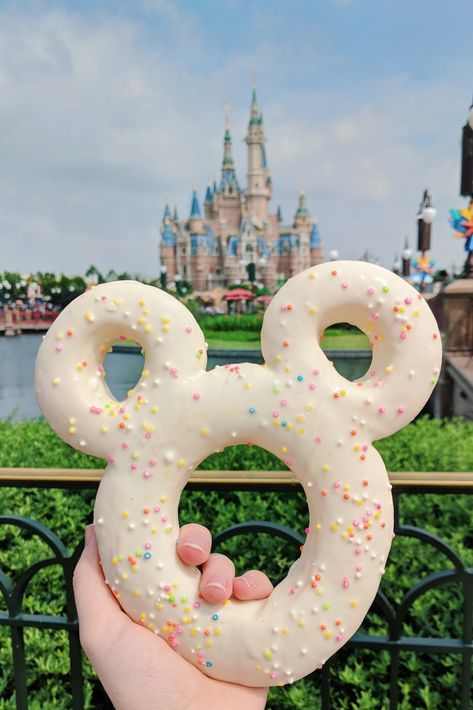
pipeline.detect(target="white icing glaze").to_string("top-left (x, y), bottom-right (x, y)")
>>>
top-left (35, 261), bottom-right (442, 687)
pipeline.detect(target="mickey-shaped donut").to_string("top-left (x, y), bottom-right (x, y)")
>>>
top-left (35, 261), bottom-right (442, 687)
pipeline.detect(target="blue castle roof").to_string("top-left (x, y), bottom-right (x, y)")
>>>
top-left (190, 188), bottom-right (202, 218)
top-left (204, 184), bottom-right (213, 203)
top-left (276, 234), bottom-right (300, 254)
top-left (220, 169), bottom-right (240, 193)
top-left (310, 223), bottom-right (321, 248)
top-left (261, 144), bottom-right (268, 169)
top-left (163, 202), bottom-right (172, 221)
top-left (226, 234), bottom-right (240, 256)
top-left (162, 221), bottom-right (175, 246)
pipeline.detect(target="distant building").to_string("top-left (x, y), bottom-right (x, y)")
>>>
top-left (159, 89), bottom-right (324, 291)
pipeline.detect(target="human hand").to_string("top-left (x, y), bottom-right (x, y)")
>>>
top-left (73, 525), bottom-right (273, 710)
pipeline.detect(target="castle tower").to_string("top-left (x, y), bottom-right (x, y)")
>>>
top-left (293, 190), bottom-right (311, 232)
top-left (221, 127), bottom-right (240, 195)
top-left (213, 109), bottom-right (241, 231)
top-left (160, 200), bottom-right (176, 281)
top-left (204, 183), bottom-right (213, 219)
top-left (310, 222), bottom-right (324, 266)
top-left (188, 187), bottom-right (205, 234)
top-left (244, 87), bottom-right (271, 222)
top-left (291, 189), bottom-right (312, 273)
top-left (188, 188), bottom-right (208, 291)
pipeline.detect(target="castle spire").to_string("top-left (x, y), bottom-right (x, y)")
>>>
top-left (190, 186), bottom-right (202, 218)
top-left (204, 182), bottom-right (213, 204)
top-left (245, 83), bottom-right (271, 219)
top-left (249, 81), bottom-right (260, 126)
top-left (188, 186), bottom-right (205, 235)
top-left (295, 189), bottom-right (309, 218)
top-left (161, 199), bottom-right (175, 245)
top-left (293, 188), bottom-right (311, 227)
top-left (220, 104), bottom-right (240, 196)
top-left (223, 124), bottom-right (235, 169)
top-left (163, 198), bottom-right (172, 222)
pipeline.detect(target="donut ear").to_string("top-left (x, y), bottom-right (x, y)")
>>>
top-left (35, 281), bottom-right (207, 461)
top-left (261, 262), bottom-right (442, 441)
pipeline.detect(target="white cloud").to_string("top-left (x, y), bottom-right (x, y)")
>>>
top-left (0, 4), bottom-right (468, 278)
top-left (265, 80), bottom-right (465, 266)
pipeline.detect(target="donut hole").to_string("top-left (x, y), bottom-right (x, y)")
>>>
top-left (180, 444), bottom-right (309, 584)
top-left (102, 339), bottom-right (145, 400)
top-left (213, 526), bottom-right (305, 585)
top-left (321, 323), bottom-right (371, 381)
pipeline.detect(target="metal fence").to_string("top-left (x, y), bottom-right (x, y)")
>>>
top-left (0, 468), bottom-right (472, 710)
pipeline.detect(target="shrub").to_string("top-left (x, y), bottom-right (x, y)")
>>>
top-left (0, 416), bottom-right (471, 708)
top-left (195, 313), bottom-right (263, 332)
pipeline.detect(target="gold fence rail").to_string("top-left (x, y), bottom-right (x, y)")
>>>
top-left (0, 467), bottom-right (472, 488)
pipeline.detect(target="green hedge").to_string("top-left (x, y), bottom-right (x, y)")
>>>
top-left (194, 313), bottom-right (362, 336)
top-left (196, 313), bottom-right (264, 332)
top-left (0, 417), bottom-right (472, 709)
top-left (1, 416), bottom-right (472, 473)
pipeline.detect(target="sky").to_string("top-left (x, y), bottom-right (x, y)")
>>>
top-left (0, 0), bottom-right (472, 278)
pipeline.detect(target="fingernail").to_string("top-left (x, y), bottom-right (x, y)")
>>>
top-left (203, 577), bottom-right (227, 593)
top-left (238, 574), bottom-right (256, 588)
top-left (85, 525), bottom-right (93, 546)
top-left (182, 541), bottom-right (205, 553)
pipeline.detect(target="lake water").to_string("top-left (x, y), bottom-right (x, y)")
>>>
top-left (0, 334), bottom-right (371, 420)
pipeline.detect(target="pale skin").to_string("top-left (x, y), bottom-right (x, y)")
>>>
top-left (73, 524), bottom-right (273, 710)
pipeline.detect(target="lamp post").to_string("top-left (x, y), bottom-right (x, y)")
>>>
top-left (175, 273), bottom-right (182, 296)
top-left (402, 239), bottom-right (412, 277)
top-left (160, 265), bottom-right (167, 290)
top-left (416, 190), bottom-right (436, 292)
top-left (459, 99), bottom-right (473, 277)
top-left (460, 99), bottom-right (473, 198)
top-left (393, 256), bottom-right (401, 275)
top-left (417, 189), bottom-right (436, 252)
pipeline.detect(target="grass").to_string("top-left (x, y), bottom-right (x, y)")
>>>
top-left (115, 326), bottom-right (371, 352)
top-left (206, 329), bottom-right (370, 351)
top-left (320, 331), bottom-right (370, 350)
top-left (206, 336), bottom-right (260, 349)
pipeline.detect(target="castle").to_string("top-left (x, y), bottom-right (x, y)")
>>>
top-left (159, 89), bottom-right (324, 291)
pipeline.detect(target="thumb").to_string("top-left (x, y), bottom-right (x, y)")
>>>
top-left (73, 525), bottom-right (128, 656)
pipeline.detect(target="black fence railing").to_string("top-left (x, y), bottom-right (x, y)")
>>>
top-left (0, 469), bottom-right (472, 710)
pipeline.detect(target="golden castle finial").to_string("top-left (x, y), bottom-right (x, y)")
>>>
top-left (224, 100), bottom-right (230, 129)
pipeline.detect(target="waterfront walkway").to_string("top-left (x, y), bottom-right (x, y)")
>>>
top-left (0, 310), bottom-right (57, 335)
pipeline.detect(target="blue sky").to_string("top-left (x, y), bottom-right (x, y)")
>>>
top-left (0, 0), bottom-right (472, 276)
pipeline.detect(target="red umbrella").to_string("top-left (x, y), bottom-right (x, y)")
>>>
top-left (254, 294), bottom-right (271, 303)
top-left (223, 288), bottom-right (254, 300)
